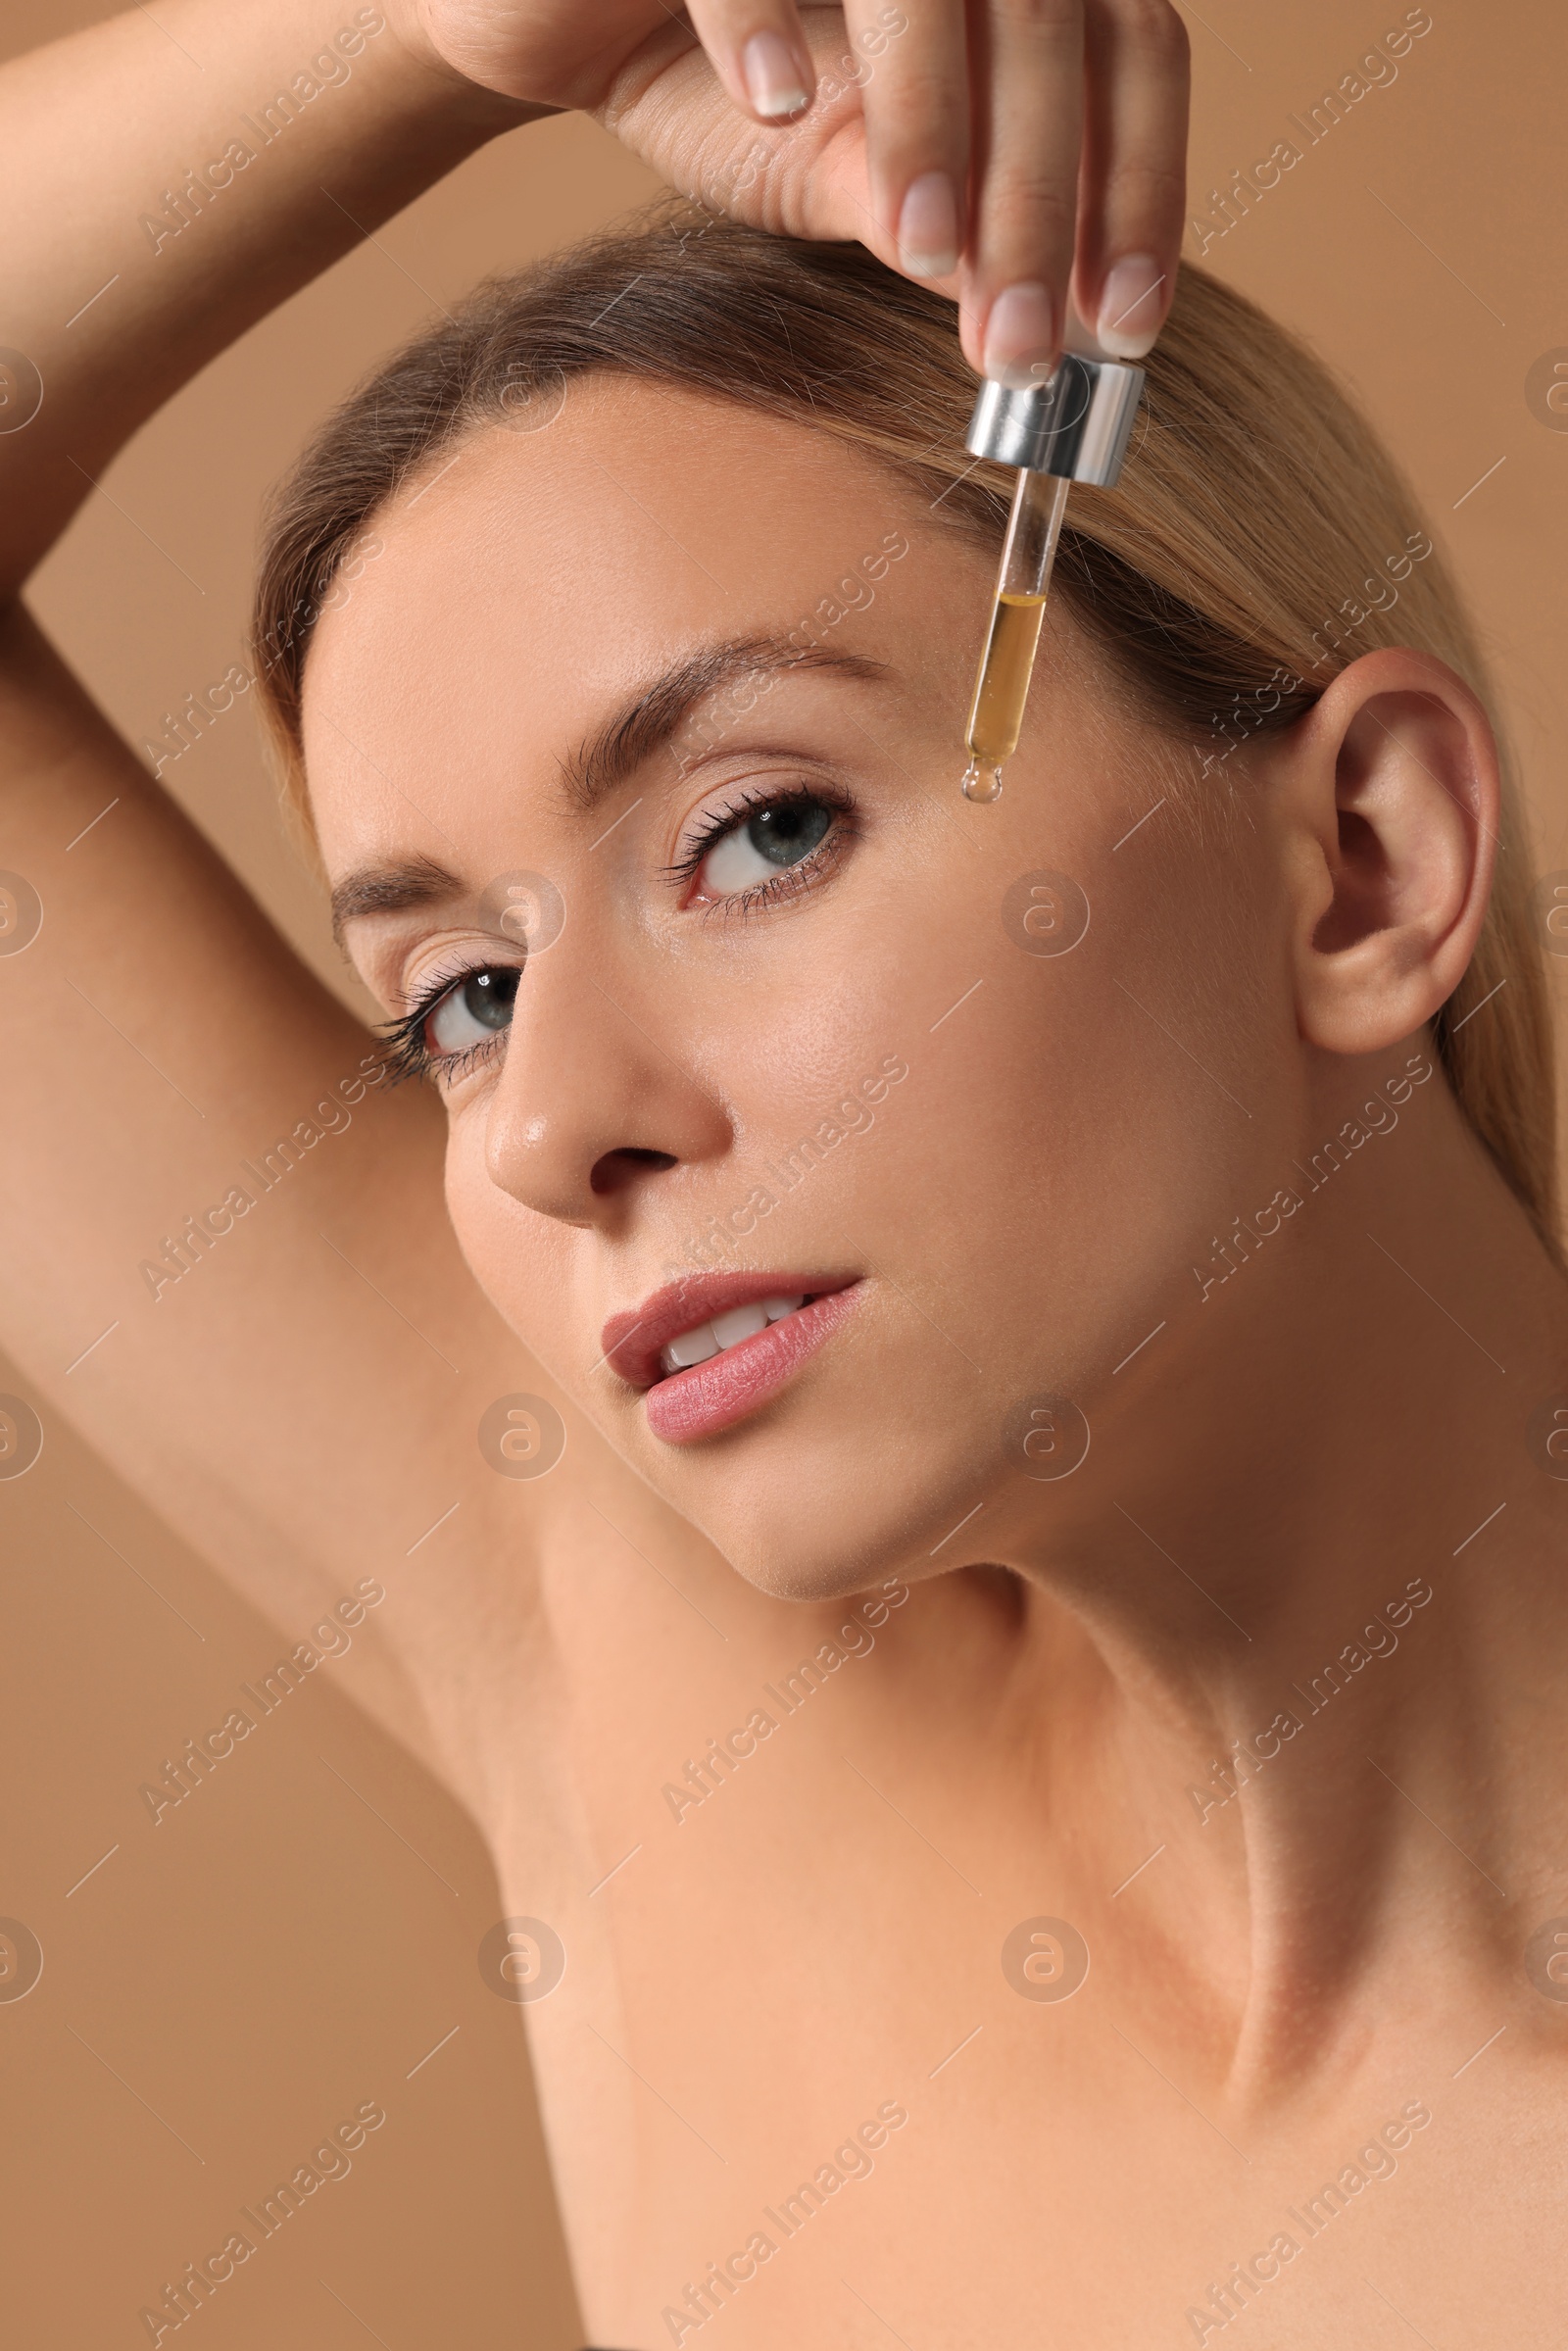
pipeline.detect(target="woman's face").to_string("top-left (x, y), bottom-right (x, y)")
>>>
top-left (307, 378), bottom-right (1299, 1596)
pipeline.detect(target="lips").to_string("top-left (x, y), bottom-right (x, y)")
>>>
top-left (600, 1271), bottom-right (861, 1445)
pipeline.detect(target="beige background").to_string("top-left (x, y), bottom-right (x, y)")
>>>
top-left (4, 2), bottom-right (1565, 2343)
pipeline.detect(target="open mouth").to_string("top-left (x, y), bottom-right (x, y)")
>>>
top-left (600, 1274), bottom-right (861, 1445)
top-left (659, 1292), bottom-right (808, 1374)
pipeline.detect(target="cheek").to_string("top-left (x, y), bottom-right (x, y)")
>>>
top-left (439, 1114), bottom-right (575, 1364)
top-left (823, 855), bottom-right (1283, 1384)
top-left (882, 954), bottom-right (1203, 1324)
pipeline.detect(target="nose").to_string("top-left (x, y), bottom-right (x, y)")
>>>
top-left (482, 934), bottom-right (731, 1230)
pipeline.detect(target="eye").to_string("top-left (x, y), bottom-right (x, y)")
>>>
top-left (693, 794), bottom-right (835, 902)
top-left (426, 967), bottom-right (519, 1055)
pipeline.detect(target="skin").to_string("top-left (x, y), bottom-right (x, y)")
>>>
top-left (415, 0), bottom-right (1192, 374)
top-left (3, 4), bottom-right (1566, 2346)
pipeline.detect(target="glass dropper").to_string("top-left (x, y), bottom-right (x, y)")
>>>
top-left (961, 469), bottom-right (1071, 803)
top-left (958, 353), bottom-right (1148, 804)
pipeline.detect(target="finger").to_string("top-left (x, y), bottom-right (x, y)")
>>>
top-left (1072, 0), bottom-right (1189, 357)
top-left (962, 0), bottom-right (1086, 385)
top-left (841, 0), bottom-right (970, 279)
top-left (682, 0), bottom-right (819, 123)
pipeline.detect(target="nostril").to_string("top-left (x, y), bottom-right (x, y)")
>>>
top-left (590, 1146), bottom-right (678, 1197)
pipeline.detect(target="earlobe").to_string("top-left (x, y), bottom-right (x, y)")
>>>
top-left (1280, 649), bottom-right (1498, 1059)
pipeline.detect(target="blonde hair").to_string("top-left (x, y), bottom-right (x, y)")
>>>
top-left (252, 203), bottom-right (1558, 1249)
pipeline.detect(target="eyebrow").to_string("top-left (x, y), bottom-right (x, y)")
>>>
top-left (329, 849), bottom-right (464, 948)
top-left (561, 631), bottom-right (890, 815)
top-left (328, 632), bottom-right (891, 945)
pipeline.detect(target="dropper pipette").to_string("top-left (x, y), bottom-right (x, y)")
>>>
top-left (959, 353), bottom-right (1148, 803)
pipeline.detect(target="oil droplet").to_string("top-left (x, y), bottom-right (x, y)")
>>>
top-left (961, 759), bottom-right (1004, 804)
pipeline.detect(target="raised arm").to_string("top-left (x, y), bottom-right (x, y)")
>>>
top-left (5, 0), bottom-right (1191, 592)
top-left (0, 4), bottom-right (557, 1775)
top-left (0, 0), bottom-right (532, 598)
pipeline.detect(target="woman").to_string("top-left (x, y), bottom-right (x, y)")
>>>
top-left (5, 1), bottom-right (1566, 2344)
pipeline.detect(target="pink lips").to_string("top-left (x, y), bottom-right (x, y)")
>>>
top-left (600, 1272), bottom-right (861, 1445)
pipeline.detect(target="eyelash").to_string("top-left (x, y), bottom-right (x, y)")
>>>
top-left (375, 956), bottom-right (511, 1092)
top-left (664, 779), bottom-right (857, 918)
top-left (378, 782), bottom-right (856, 1089)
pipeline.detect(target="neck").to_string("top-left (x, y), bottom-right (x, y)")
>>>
top-left (979, 1071), bottom-right (1568, 2093)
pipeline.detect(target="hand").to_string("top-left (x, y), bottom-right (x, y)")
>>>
top-left (406, 0), bottom-right (1189, 382)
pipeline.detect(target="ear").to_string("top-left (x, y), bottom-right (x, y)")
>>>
top-left (1273, 648), bottom-right (1499, 1057)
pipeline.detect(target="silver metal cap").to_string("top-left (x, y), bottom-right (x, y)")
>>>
top-left (964, 355), bottom-right (1146, 486)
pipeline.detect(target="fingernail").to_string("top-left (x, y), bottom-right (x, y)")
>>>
top-left (741, 31), bottom-right (810, 119)
top-left (1097, 255), bottom-right (1166, 359)
top-left (982, 282), bottom-right (1058, 389)
top-left (897, 171), bottom-right (958, 277)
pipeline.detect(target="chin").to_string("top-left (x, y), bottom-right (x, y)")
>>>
top-left (620, 1357), bottom-right (998, 1603)
top-left (670, 1473), bottom-right (934, 1605)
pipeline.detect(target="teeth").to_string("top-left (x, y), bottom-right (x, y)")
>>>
top-left (710, 1301), bottom-right (770, 1350)
top-left (662, 1324), bottom-right (720, 1370)
top-left (659, 1296), bottom-right (808, 1378)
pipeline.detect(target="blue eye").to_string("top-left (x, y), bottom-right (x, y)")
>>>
top-left (697, 798), bottom-right (834, 898)
top-left (426, 968), bottom-right (518, 1055)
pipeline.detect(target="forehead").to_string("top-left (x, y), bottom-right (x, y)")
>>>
top-left (301, 378), bottom-right (978, 873)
